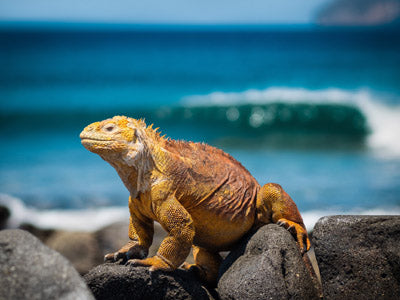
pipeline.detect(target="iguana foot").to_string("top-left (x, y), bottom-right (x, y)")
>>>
top-left (181, 246), bottom-right (221, 287)
top-left (104, 241), bottom-right (148, 263)
top-left (277, 218), bottom-right (310, 254)
top-left (181, 263), bottom-right (213, 285)
top-left (126, 255), bottom-right (174, 271)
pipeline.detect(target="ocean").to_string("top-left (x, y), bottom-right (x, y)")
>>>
top-left (0, 24), bottom-right (399, 231)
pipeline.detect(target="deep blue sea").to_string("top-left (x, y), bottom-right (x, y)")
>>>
top-left (0, 24), bottom-right (399, 230)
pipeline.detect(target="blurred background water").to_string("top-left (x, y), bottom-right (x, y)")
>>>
top-left (0, 0), bottom-right (400, 230)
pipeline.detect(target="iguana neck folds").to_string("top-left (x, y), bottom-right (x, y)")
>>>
top-left (108, 139), bottom-right (175, 198)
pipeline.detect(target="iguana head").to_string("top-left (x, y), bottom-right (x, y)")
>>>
top-left (80, 115), bottom-right (148, 166)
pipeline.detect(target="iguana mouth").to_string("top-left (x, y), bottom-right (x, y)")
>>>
top-left (81, 137), bottom-right (111, 142)
top-left (80, 132), bottom-right (113, 142)
top-left (80, 137), bottom-right (114, 148)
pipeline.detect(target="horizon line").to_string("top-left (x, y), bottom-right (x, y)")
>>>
top-left (0, 20), bottom-right (398, 31)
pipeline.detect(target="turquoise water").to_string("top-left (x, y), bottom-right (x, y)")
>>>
top-left (0, 25), bottom-right (399, 228)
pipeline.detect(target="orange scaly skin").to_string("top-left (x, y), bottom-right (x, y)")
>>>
top-left (80, 116), bottom-right (310, 285)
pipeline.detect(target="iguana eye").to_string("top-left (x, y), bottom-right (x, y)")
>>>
top-left (103, 124), bottom-right (116, 133)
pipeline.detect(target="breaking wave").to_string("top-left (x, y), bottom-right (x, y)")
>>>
top-left (181, 87), bottom-right (400, 156)
top-left (1, 87), bottom-right (399, 155)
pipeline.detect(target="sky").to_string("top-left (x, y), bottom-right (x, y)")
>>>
top-left (0, 0), bottom-right (331, 24)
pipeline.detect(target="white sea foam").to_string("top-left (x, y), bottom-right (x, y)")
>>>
top-left (183, 87), bottom-right (400, 157)
top-left (1, 194), bottom-right (399, 233)
top-left (184, 87), bottom-right (364, 106)
top-left (302, 207), bottom-right (400, 231)
top-left (0, 194), bottom-right (128, 232)
top-left (360, 98), bottom-right (400, 159)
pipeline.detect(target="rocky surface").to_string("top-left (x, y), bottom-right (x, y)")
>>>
top-left (313, 215), bottom-right (400, 299)
top-left (84, 263), bottom-right (212, 300)
top-left (0, 229), bottom-right (94, 300)
top-left (19, 224), bottom-right (103, 275)
top-left (94, 221), bottom-right (130, 257)
top-left (16, 220), bottom-right (169, 275)
top-left (46, 230), bottom-right (104, 275)
top-left (218, 224), bottom-right (321, 300)
top-left (19, 223), bottom-right (55, 242)
top-left (94, 221), bottom-right (168, 259)
top-left (7, 214), bottom-right (400, 299)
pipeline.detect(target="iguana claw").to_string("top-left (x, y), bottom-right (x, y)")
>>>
top-left (126, 256), bottom-right (173, 272)
top-left (104, 241), bottom-right (148, 263)
top-left (277, 218), bottom-right (311, 254)
top-left (104, 251), bottom-right (127, 263)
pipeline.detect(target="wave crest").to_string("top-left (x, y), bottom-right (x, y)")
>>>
top-left (181, 87), bottom-right (400, 157)
top-left (183, 87), bottom-right (370, 106)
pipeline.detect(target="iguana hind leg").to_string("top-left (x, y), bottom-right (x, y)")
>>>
top-left (182, 246), bottom-right (222, 287)
top-left (256, 183), bottom-right (310, 253)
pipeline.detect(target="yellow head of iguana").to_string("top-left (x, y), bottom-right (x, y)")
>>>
top-left (80, 115), bottom-right (150, 166)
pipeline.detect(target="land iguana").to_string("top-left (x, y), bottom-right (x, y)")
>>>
top-left (80, 116), bottom-right (310, 285)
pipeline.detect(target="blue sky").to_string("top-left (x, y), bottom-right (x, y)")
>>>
top-left (0, 0), bottom-right (330, 24)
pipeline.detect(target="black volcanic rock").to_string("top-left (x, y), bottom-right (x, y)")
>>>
top-left (84, 263), bottom-right (212, 300)
top-left (218, 224), bottom-right (321, 300)
top-left (0, 205), bottom-right (10, 229)
top-left (313, 215), bottom-right (400, 299)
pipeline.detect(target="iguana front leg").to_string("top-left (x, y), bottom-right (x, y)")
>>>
top-left (105, 196), bottom-right (154, 263)
top-left (256, 183), bottom-right (310, 253)
top-left (127, 196), bottom-right (195, 271)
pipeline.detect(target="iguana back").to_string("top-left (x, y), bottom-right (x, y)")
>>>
top-left (163, 139), bottom-right (260, 222)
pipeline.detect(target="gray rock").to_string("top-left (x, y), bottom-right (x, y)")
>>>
top-left (218, 224), bottom-right (321, 300)
top-left (16, 220), bottom-right (168, 276)
top-left (19, 223), bottom-right (55, 243)
top-left (46, 230), bottom-right (104, 275)
top-left (94, 221), bottom-right (130, 257)
top-left (0, 229), bottom-right (94, 300)
top-left (95, 221), bottom-right (167, 259)
top-left (84, 263), bottom-right (212, 300)
top-left (18, 223), bottom-right (103, 275)
top-left (313, 215), bottom-right (400, 300)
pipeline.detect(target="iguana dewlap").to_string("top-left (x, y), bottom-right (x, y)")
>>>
top-left (80, 116), bottom-right (310, 285)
